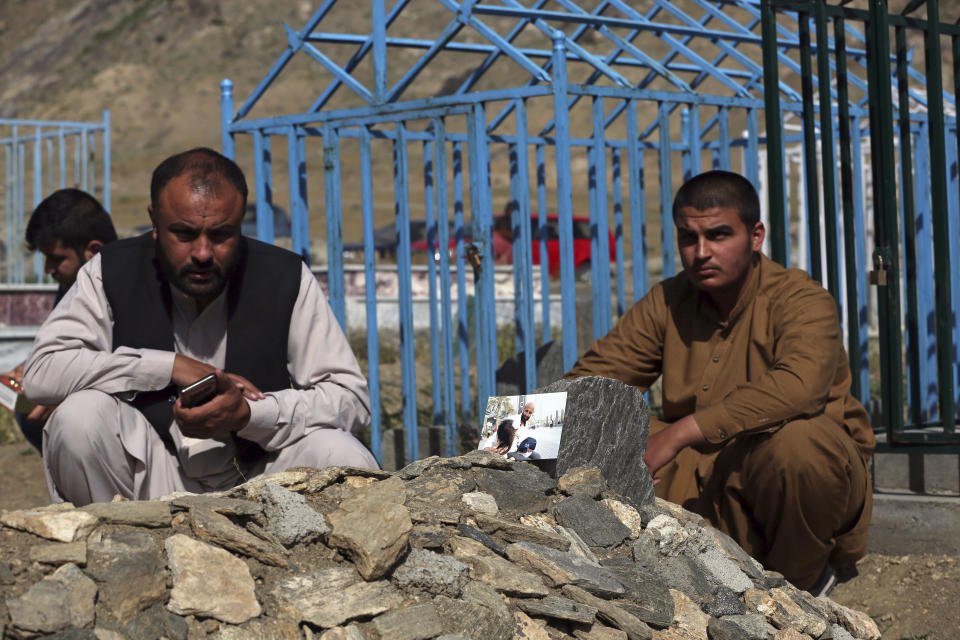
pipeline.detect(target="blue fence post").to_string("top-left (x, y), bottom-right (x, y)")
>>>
top-left (590, 95), bottom-right (612, 340)
top-left (914, 122), bottom-right (936, 421)
top-left (536, 144), bottom-right (550, 341)
top-left (33, 127), bottom-right (43, 281)
top-left (746, 107), bottom-right (760, 189)
top-left (393, 122), bottom-right (419, 464)
top-left (57, 127), bottom-right (66, 190)
top-left (467, 102), bottom-right (497, 422)
top-left (102, 110), bottom-right (111, 213)
top-left (718, 106), bottom-right (730, 171)
top-left (288, 127), bottom-right (310, 263)
top-left (851, 114), bottom-right (870, 405)
top-left (4, 143), bottom-right (11, 282)
top-left (611, 147), bottom-right (626, 316)
top-left (551, 32), bottom-right (579, 372)
top-left (626, 99), bottom-right (648, 303)
top-left (221, 79), bottom-right (235, 160)
top-left (253, 130), bottom-right (275, 243)
top-left (433, 117), bottom-right (458, 456)
top-left (359, 125), bottom-right (382, 464)
top-left (452, 142), bottom-right (471, 419)
top-left (423, 137), bottom-right (444, 424)
top-left (81, 126), bottom-right (88, 194)
top-left (511, 98), bottom-right (536, 392)
top-left (658, 102), bottom-right (675, 279)
top-left (322, 123), bottom-right (347, 330)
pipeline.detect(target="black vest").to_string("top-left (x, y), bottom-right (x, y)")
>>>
top-left (100, 233), bottom-right (302, 454)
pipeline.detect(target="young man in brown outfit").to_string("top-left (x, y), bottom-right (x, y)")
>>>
top-left (565, 170), bottom-right (875, 593)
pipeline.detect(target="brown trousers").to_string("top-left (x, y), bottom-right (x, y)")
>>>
top-left (652, 415), bottom-right (872, 590)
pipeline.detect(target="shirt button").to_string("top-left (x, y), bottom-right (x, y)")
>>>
top-left (718, 429), bottom-right (727, 438)
top-left (702, 385), bottom-right (709, 391)
top-left (712, 356), bottom-right (720, 363)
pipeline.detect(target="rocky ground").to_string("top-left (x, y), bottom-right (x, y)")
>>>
top-left (1, 450), bottom-right (882, 640)
top-left (0, 444), bottom-right (960, 640)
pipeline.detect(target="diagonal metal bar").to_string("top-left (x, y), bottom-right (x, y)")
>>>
top-left (309, 0), bottom-right (410, 112)
top-left (295, 27), bottom-right (375, 104)
top-left (475, 3), bottom-right (765, 44)
top-left (235, 0), bottom-right (337, 121)
top-left (386, 17), bottom-right (466, 102)
top-left (536, 0), bottom-right (695, 138)
top-left (490, 0), bottom-right (611, 134)
top-left (373, 0), bottom-right (387, 102)
top-left (652, 0), bottom-right (771, 91)
top-left (606, 0), bottom-right (751, 97)
top-left (455, 0), bottom-right (552, 97)
top-left (676, 0), bottom-right (813, 101)
top-left (497, 0), bottom-right (632, 88)
top-left (553, 0), bottom-right (692, 91)
top-left (435, 0), bottom-right (550, 83)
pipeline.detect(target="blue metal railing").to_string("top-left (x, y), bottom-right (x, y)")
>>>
top-left (219, 0), bottom-right (960, 461)
top-left (0, 111), bottom-right (111, 284)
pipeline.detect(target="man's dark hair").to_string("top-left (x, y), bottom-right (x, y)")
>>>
top-left (150, 147), bottom-right (248, 210)
top-left (672, 170), bottom-right (760, 227)
top-left (25, 189), bottom-right (117, 255)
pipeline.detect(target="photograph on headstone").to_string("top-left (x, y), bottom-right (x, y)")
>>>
top-left (478, 392), bottom-right (567, 460)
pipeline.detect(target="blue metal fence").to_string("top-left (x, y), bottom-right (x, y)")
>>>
top-left (0, 112), bottom-right (111, 283)
top-left (221, 0), bottom-right (959, 462)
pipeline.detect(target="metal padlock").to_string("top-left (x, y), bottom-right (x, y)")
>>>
top-left (869, 253), bottom-right (888, 286)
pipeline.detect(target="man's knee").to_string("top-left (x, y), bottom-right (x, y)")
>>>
top-left (44, 390), bottom-right (122, 457)
top-left (751, 418), bottom-right (853, 485)
top-left (271, 429), bottom-right (379, 471)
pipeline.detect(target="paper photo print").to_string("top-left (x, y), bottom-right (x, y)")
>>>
top-left (478, 392), bottom-right (567, 460)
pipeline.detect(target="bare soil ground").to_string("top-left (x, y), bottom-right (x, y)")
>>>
top-left (0, 442), bottom-right (957, 639)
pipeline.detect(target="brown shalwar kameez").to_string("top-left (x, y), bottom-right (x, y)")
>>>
top-left (566, 254), bottom-right (875, 590)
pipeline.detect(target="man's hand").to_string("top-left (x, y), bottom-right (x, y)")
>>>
top-left (172, 355), bottom-right (264, 402)
top-left (173, 369), bottom-right (252, 439)
top-left (25, 404), bottom-right (56, 424)
top-left (5, 363), bottom-right (24, 386)
top-left (643, 414), bottom-right (707, 478)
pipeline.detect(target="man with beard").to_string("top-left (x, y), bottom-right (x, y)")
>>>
top-left (24, 148), bottom-right (377, 505)
top-left (564, 170), bottom-right (874, 595)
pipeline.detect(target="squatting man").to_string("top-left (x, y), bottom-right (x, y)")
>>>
top-left (3, 189), bottom-right (117, 451)
top-left (24, 147), bottom-right (378, 506)
top-left (565, 170), bottom-right (875, 595)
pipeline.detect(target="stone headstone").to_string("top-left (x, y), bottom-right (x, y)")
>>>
top-left (538, 376), bottom-right (654, 507)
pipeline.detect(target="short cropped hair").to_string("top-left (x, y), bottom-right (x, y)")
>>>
top-left (150, 147), bottom-right (248, 210)
top-left (672, 170), bottom-right (760, 227)
top-left (25, 189), bottom-right (117, 255)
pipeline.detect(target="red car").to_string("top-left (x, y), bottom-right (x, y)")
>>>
top-left (397, 214), bottom-right (615, 279)
top-left (491, 214), bottom-right (616, 278)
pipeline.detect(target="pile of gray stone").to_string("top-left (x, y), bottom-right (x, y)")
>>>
top-left (0, 451), bottom-right (879, 640)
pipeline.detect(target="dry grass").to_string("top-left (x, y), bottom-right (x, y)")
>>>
top-left (0, 411), bottom-right (24, 445)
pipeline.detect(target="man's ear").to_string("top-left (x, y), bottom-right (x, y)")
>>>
top-left (82, 240), bottom-right (104, 262)
top-left (751, 221), bottom-right (765, 252)
top-left (147, 205), bottom-right (158, 239)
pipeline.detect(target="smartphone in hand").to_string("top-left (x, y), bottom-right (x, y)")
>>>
top-left (179, 373), bottom-right (218, 408)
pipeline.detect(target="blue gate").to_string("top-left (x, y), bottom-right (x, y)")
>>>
top-left (0, 112), bottom-right (111, 284)
top-left (221, 0), bottom-right (958, 463)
